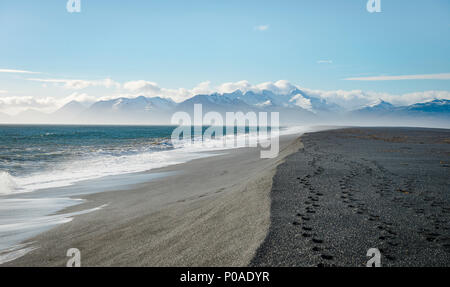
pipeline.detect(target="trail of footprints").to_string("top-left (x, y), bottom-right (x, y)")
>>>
top-left (293, 152), bottom-right (449, 266)
top-left (294, 158), bottom-right (335, 267)
top-left (340, 161), bottom-right (402, 263)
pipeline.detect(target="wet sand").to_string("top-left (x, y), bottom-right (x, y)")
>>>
top-left (251, 127), bottom-right (450, 267)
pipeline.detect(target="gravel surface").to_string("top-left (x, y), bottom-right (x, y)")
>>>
top-left (251, 127), bottom-right (450, 267)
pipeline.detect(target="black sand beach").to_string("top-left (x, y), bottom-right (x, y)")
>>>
top-left (251, 127), bottom-right (450, 267)
top-left (3, 127), bottom-right (449, 267)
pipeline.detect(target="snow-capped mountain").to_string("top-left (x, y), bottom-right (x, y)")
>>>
top-left (88, 96), bottom-right (175, 113)
top-left (350, 98), bottom-right (450, 127)
top-left (404, 99), bottom-right (450, 114)
top-left (177, 93), bottom-right (253, 113)
top-left (1, 91), bottom-right (448, 126)
top-left (289, 89), bottom-right (342, 113)
top-left (174, 90), bottom-right (320, 124)
top-left (220, 88), bottom-right (339, 113)
top-left (224, 90), bottom-right (282, 107)
top-left (354, 99), bottom-right (450, 116)
top-left (355, 100), bottom-right (396, 114)
top-left (80, 96), bottom-right (176, 124)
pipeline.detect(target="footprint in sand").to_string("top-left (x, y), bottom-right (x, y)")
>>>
top-left (320, 254), bottom-right (334, 260)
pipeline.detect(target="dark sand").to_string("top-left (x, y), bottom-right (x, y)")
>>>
top-left (4, 127), bottom-right (449, 267)
top-left (251, 127), bottom-right (450, 267)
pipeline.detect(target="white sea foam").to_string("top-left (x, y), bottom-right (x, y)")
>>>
top-left (0, 126), bottom-right (309, 195)
top-left (0, 172), bottom-right (17, 195)
top-left (0, 125), bottom-right (311, 265)
top-left (0, 204), bottom-right (107, 265)
top-left (0, 243), bottom-right (39, 265)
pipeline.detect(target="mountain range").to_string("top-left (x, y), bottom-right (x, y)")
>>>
top-left (355, 99), bottom-right (450, 115)
top-left (1, 90), bottom-right (449, 127)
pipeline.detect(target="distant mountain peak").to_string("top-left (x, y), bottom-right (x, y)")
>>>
top-left (406, 98), bottom-right (449, 113)
top-left (366, 99), bottom-right (393, 108)
top-left (427, 98), bottom-right (449, 105)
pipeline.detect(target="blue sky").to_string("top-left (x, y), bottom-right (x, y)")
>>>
top-left (0, 0), bottom-right (449, 114)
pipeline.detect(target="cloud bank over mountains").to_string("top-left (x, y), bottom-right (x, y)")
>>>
top-left (1, 79), bottom-right (450, 119)
top-left (0, 78), bottom-right (448, 128)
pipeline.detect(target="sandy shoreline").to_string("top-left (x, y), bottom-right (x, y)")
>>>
top-left (7, 127), bottom-right (446, 267)
top-left (4, 133), bottom-right (304, 266)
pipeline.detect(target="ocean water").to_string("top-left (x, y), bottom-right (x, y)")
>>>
top-left (0, 124), bottom-right (304, 264)
top-left (0, 125), bottom-right (178, 194)
top-left (0, 125), bottom-right (284, 195)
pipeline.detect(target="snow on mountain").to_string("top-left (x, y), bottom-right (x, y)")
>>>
top-left (354, 99), bottom-right (449, 116)
top-left (405, 99), bottom-right (450, 114)
top-left (356, 100), bottom-right (395, 113)
top-left (219, 88), bottom-right (339, 113)
top-left (2, 92), bottom-right (448, 125)
top-left (80, 96), bottom-right (176, 124)
top-left (177, 93), bottom-right (253, 112)
top-left (90, 96), bottom-right (175, 113)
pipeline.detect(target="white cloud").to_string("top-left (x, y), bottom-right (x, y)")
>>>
top-left (122, 79), bottom-right (298, 102)
top-left (344, 73), bottom-right (450, 81)
top-left (123, 80), bottom-right (159, 92)
top-left (0, 93), bottom-right (97, 115)
top-left (216, 80), bottom-right (298, 95)
top-left (217, 80), bottom-right (253, 94)
top-left (191, 81), bottom-right (213, 95)
top-left (299, 88), bottom-right (374, 109)
top-left (387, 90), bottom-right (450, 106)
top-left (0, 68), bottom-right (40, 74)
top-left (299, 88), bottom-right (450, 109)
top-left (0, 96), bottom-right (58, 114)
top-left (62, 92), bottom-right (97, 105)
top-left (289, 94), bottom-right (313, 112)
top-left (28, 78), bottom-right (120, 90)
top-left (0, 90), bottom-right (7, 94)
top-left (255, 25), bottom-right (269, 31)
top-left (123, 80), bottom-right (212, 102)
top-left (255, 80), bottom-right (298, 95)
